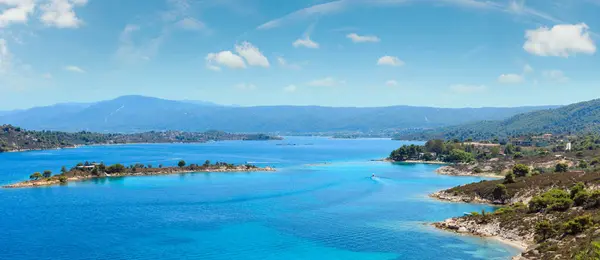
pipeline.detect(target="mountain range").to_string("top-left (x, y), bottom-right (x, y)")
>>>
top-left (397, 98), bottom-right (600, 140)
top-left (0, 95), bottom-right (557, 133)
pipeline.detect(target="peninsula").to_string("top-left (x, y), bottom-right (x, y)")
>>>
top-left (0, 124), bottom-right (282, 153)
top-left (386, 134), bottom-right (600, 259)
top-left (3, 160), bottom-right (275, 189)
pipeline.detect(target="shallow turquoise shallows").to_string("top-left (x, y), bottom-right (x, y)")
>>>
top-left (0, 137), bottom-right (520, 260)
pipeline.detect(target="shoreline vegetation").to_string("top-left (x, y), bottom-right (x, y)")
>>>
top-left (0, 124), bottom-right (282, 153)
top-left (3, 160), bottom-right (274, 189)
top-left (385, 134), bottom-right (600, 259)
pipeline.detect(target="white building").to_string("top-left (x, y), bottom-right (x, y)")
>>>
top-left (565, 142), bottom-right (572, 151)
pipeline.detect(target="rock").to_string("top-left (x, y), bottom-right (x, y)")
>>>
top-left (457, 227), bottom-right (468, 233)
top-left (576, 234), bottom-right (587, 239)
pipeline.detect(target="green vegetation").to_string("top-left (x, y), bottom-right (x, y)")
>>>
top-left (395, 99), bottom-right (600, 141)
top-left (389, 140), bottom-right (475, 163)
top-left (178, 160), bottom-right (186, 168)
top-left (528, 189), bottom-right (573, 212)
top-left (0, 125), bottom-right (281, 153)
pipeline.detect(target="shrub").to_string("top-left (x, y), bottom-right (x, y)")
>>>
top-left (535, 220), bottom-right (554, 241)
top-left (513, 152), bottom-right (524, 159)
top-left (574, 191), bottom-right (591, 207)
top-left (580, 160), bottom-right (589, 169)
top-left (43, 170), bottom-right (52, 178)
top-left (504, 172), bottom-right (516, 184)
top-left (555, 163), bottom-right (569, 173)
top-left (571, 182), bottom-right (586, 198)
top-left (529, 189), bottom-right (573, 212)
top-left (584, 190), bottom-right (600, 209)
top-left (106, 163), bottom-right (126, 174)
top-left (576, 151), bottom-right (584, 158)
top-left (58, 175), bottom-right (68, 184)
top-left (563, 215), bottom-right (593, 235)
top-left (512, 164), bottom-right (530, 177)
top-left (473, 167), bottom-right (483, 173)
top-left (493, 184), bottom-right (509, 202)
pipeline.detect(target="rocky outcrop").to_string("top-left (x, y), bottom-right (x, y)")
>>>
top-left (430, 190), bottom-right (495, 204)
top-left (434, 217), bottom-right (533, 258)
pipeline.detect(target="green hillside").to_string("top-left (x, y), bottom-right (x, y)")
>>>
top-left (397, 99), bottom-right (600, 141)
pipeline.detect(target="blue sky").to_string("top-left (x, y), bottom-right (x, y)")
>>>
top-left (0, 0), bottom-right (599, 110)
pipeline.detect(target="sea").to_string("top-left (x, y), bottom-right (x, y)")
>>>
top-left (0, 137), bottom-right (520, 259)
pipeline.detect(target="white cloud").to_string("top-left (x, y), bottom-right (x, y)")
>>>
top-left (523, 23), bottom-right (596, 57)
top-left (523, 64), bottom-right (534, 74)
top-left (497, 73), bottom-right (523, 84)
top-left (234, 83), bottom-right (256, 91)
top-left (0, 38), bottom-right (10, 74)
top-left (40, 0), bottom-right (88, 28)
top-left (385, 80), bottom-right (398, 87)
top-left (308, 77), bottom-right (342, 87)
top-left (377, 56), bottom-right (404, 66)
top-left (346, 33), bottom-right (380, 43)
top-left (176, 17), bottom-right (206, 31)
top-left (0, 0), bottom-right (36, 28)
top-left (450, 84), bottom-right (486, 94)
top-left (283, 84), bottom-right (297, 92)
top-left (235, 41), bottom-right (269, 68)
top-left (205, 51), bottom-right (246, 70)
top-left (64, 65), bottom-right (85, 73)
top-left (543, 70), bottom-right (569, 83)
top-left (293, 36), bottom-right (319, 49)
top-left (42, 72), bottom-right (52, 79)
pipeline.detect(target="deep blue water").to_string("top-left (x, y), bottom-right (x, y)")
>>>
top-left (0, 137), bottom-right (519, 259)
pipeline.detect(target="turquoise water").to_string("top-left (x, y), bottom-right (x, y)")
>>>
top-left (0, 137), bottom-right (519, 259)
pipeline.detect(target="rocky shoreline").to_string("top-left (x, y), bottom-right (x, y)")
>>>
top-left (429, 190), bottom-right (497, 204)
top-left (3, 166), bottom-right (275, 189)
top-left (433, 217), bottom-right (533, 254)
top-left (435, 165), bottom-right (503, 178)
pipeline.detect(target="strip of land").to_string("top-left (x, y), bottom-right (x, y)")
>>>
top-left (3, 161), bottom-right (274, 189)
top-left (0, 124), bottom-right (282, 153)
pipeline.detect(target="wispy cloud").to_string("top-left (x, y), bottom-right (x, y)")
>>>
top-left (543, 70), bottom-right (569, 83)
top-left (64, 65), bottom-right (85, 73)
top-left (377, 56), bottom-right (404, 66)
top-left (346, 33), bottom-right (380, 43)
top-left (385, 80), bottom-right (398, 87)
top-left (206, 42), bottom-right (270, 70)
top-left (308, 77), bottom-right (343, 87)
top-left (257, 0), bottom-right (560, 30)
top-left (283, 84), bottom-right (297, 92)
top-left (115, 24), bottom-right (165, 64)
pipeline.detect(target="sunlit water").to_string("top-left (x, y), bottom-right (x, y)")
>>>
top-left (0, 137), bottom-right (520, 259)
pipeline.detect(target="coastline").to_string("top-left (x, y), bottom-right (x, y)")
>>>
top-left (3, 166), bottom-right (275, 189)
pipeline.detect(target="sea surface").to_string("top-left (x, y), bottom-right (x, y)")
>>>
top-left (0, 137), bottom-right (520, 260)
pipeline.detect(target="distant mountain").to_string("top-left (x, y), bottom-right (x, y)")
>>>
top-left (397, 99), bottom-right (600, 141)
top-left (0, 95), bottom-right (557, 133)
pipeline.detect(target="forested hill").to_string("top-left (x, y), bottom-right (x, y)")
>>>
top-left (397, 99), bottom-right (600, 141)
top-left (0, 95), bottom-right (555, 133)
top-left (0, 125), bottom-right (280, 152)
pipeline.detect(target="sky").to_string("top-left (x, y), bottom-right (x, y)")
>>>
top-left (0, 0), bottom-right (599, 110)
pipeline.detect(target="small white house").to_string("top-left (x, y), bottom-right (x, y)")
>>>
top-left (565, 142), bottom-right (572, 151)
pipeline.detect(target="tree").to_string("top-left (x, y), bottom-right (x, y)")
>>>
top-left (203, 160), bottom-right (211, 167)
top-left (512, 164), bottom-right (530, 177)
top-left (30, 172), bottom-right (43, 180)
top-left (493, 184), bottom-right (509, 203)
top-left (444, 149), bottom-right (474, 163)
top-left (504, 144), bottom-right (515, 155)
top-left (535, 220), bottom-right (554, 241)
top-left (504, 172), bottom-right (516, 184)
top-left (61, 166), bottom-right (68, 174)
top-left (58, 175), bottom-right (68, 184)
top-left (555, 163), bottom-right (569, 173)
top-left (106, 163), bottom-right (126, 174)
top-left (424, 139), bottom-right (445, 154)
top-left (178, 160), bottom-right (186, 168)
top-left (43, 170), bottom-right (52, 178)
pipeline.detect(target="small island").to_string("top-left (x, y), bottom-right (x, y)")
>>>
top-left (3, 160), bottom-right (275, 189)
